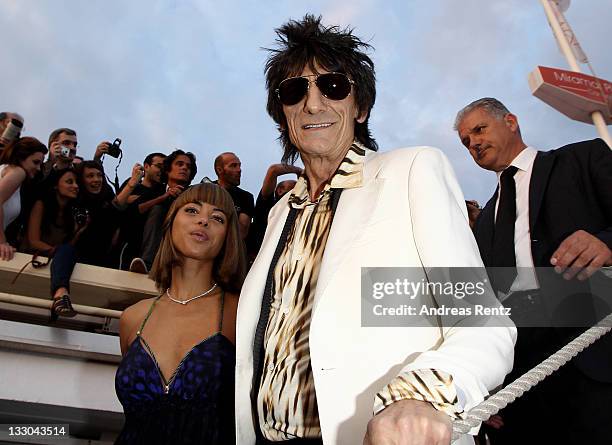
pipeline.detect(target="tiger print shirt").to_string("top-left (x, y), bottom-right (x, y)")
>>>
top-left (257, 143), bottom-right (463, 441)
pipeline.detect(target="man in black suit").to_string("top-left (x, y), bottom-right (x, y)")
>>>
top-left (455, 97), bottom-right (612, 444)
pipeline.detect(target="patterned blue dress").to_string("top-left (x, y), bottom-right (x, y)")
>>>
top-left (115, 292), bottom-right (235, 444)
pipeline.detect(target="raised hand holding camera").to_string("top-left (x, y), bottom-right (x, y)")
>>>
top-left (94, 141), bottom-right (110, 161)
top-left (70, 208), bottom-right (91, 244)
top-left (0, 118), bottom-right (23, 147)
top-left (127, 163), bottom-right (144, 188)
top-left (49, 140), bottom-right (74, 168)
top-left (94, 139), bottom-right (121, 160)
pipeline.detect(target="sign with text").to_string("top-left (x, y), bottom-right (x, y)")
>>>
top-left (528, 66), bottom-right (612, 124)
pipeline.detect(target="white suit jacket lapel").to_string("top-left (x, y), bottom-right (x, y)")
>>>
top-left (313, 153), bottom-right (384, 312)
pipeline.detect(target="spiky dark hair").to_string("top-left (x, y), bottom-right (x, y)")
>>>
top-left (264, 14), bottom-right (378, 163)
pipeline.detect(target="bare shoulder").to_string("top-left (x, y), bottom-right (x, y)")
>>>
top-left (121, 297), bottom-right (156, 325)
top-left (1, 164), bottom-right (26, 180)
top-left (119, 297), bottom-right (157, 354)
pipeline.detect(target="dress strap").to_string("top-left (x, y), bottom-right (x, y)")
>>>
top-left (218, 290), bottom-right (225, 332)
top-left (137, 294), bottom-right (162, 335)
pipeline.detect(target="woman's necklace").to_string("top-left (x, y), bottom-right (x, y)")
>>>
top-left (166, 283), bottom-right (217, 305)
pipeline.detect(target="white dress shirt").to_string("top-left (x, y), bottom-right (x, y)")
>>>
top-left (495, 146), bottom-right (539, 294)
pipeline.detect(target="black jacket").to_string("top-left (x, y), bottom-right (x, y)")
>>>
top-left (474, 138), bottom-right (612, 382)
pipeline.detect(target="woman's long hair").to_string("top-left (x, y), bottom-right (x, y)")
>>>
top-left (40, 169), bottom-right (78, 237)
top-left (0, 136), bottom-right (48, 166)
top-left (150, 183), bottom-right (247, 294)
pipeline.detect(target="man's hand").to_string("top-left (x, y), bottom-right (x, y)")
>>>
top-left (94, 141), bottom-right (111, 161)
top-left (465, 200), bottom-right (481, 229)
top-left (49, 140), bottom-right (73, 167)
top-left (364, 399), bottom-right (452, 445)
top-left (129, 163), bottom-right (144, 186)
top-left (165, 185), bottom-right (184, 199)
top-left (0, 242), bottom-right (16, 261)
top-left (550, 230), bottom-right (612, 280)
top-left (261, 164), bottom-right (304, 198)
top-left (50, 140), bottom-right (62, 159)
top-left (483, 414), bottom-right (504, 430)
top-left (270, 163), bottom-right (303, 177)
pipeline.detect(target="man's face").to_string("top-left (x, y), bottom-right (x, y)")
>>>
top-left (82, 167), bottom-right (104, 194)
top-left (219, 153), bottom-right (241, 186)
top-left (457, 108), bottom-right (519, 172)
top-left (168, 154), bottom-right (192, 184)
top-left (53, 132), bottom-right (78, 161)
top-left (282, 63), bottom-right (365, 161)
top-left (145, 155), bottom-right (165, 183)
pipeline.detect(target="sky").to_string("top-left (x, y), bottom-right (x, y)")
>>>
top-left (1, 0), bottom-right (610, 203)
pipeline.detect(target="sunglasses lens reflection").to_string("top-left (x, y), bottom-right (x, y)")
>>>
top-left (277, 73), bottom-right (352, 105)
top-left (317, 73), bottom-right (352, 100)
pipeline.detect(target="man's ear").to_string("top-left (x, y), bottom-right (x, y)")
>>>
top-left (504, 113), bottom-right (519, 133)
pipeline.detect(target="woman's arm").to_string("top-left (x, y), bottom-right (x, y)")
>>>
top-left (26, 200), bottom-right (55, 253)
top-left (0, 166), bottom-right (26, 244)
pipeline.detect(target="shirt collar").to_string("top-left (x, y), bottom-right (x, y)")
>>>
top-left (289, 141), bottom-right (372, 208)
top-left (496, 146), bottom-right (537, 179)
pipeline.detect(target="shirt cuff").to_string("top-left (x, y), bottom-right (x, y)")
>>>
top-left (373, 369), bottom-right (465, 420)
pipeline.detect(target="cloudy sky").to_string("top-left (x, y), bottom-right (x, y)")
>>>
top-left (2, 0), bottom-right (610, 203)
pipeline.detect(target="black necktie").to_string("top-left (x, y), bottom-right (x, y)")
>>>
top-left (490, 166), bottom-right (518, 293)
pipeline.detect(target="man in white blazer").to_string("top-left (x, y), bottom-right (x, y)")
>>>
top-left (235, 14), bottom-right (516, 445)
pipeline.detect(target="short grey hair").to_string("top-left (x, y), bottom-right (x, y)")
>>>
top-left (454, 97), bottom-right (511, 131)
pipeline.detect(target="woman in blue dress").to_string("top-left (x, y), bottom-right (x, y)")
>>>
top-left (115, 183), bottom-right (246, 444)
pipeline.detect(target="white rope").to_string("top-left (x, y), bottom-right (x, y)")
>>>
top-left (452, 313), bottom-right (612, 441)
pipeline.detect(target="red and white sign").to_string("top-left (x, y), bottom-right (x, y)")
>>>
top-left (528, 66), bottom-right (612, 124)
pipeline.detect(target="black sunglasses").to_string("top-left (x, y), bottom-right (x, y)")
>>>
top-left (276, 72), bottom-right (355, 106)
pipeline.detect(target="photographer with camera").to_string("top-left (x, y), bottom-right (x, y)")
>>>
top-left (92, 138), bottom-right (123, 193)
top-left (41, 128), bottom-right (78, 180)
top-left (114, 153), bottom-right (167, 269)
top-left (26, 169), bottom-right (88, 318)
top-left (0, 112), bottom-right (25, 153)
top-left (73, 161), bottom-right (119, 267)
top-left (93, 138), bottom-right (122, 163)
top-left (26, 161), bottom-right (120, 318)
top-left (114, 152), bottom-right (166, 210)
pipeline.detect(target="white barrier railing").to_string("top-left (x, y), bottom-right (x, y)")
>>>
top-left (0, 292), bottom-right (122, 319)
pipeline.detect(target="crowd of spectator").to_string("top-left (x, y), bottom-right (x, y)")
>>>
top-left (0, 113), bottom-right (300, 317)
